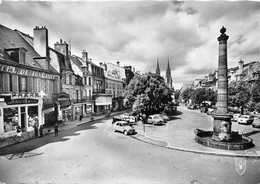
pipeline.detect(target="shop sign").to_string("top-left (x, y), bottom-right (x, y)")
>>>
top-left (0, 63), bottom-right (58, 79)
top-left (57, 93), bottom-right (71, 109)
top-left (107, 69), bottom-right (121, 80)
top-left (6, 98), bottom-right (39, 105)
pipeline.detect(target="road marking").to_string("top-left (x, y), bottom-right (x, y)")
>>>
top-left (104, 124), bottom-right (112, 133)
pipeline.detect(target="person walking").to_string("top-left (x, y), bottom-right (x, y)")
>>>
top-left (34, 124), bottom-right (38, 138)
top-left (39, 125), bottom-right (44, 137)
top-left (54, 123), bottom-right (59, 137)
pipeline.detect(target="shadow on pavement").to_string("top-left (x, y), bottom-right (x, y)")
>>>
top-left (243, 130), bottom-right (260, 137)
top-left (173, 110), bottom-right (183, 116)
top-left (0, 119), bottom-right (107, 157)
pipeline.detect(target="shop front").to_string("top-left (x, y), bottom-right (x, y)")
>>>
top-left (0, 97), bottom-right (43, 139)
top-left (56, 93), bottom-right (71, 122)
top-left (94, 95), bottom-right (112, 115)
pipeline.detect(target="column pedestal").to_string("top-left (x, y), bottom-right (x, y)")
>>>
top-left (212, 114), bottom-right (232, 141)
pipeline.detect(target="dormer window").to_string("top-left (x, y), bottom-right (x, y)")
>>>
top-left (4, 47), bottom-right (27, 64)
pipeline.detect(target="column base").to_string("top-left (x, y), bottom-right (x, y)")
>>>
top-left (212, 113), bottom-right (232, 142)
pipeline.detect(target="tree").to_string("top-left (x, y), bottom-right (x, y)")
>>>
top-left (181, 88), bottom-right (194, 104)
top-left (228, 81), bottom-right (250, 114)
top-left (251, 79), bottom-right (260, 103)
top-left (124, 72), bottom-right (173, 115)
top-left (191, 88), bottom-right (217, 105)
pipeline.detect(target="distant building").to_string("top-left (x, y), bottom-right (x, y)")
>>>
top-left (154, 58), bottom-right (174, 89)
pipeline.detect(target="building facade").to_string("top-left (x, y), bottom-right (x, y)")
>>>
top-left (0, 25), bottom-right (62, 139)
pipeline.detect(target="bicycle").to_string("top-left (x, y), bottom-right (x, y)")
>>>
top-left (8, 135), bottom-right (24, 145)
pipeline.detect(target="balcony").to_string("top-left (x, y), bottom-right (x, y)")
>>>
top-left (71, 99), bottom-right (85, 104)
top-left (93, 89), bottom-right (105, 94)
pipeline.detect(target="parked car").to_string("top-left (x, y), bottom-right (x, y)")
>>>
top-left (128, 115), bottom-right (137, 124)
top-left (207, 108), bottom-right (216, 115)
top-left (112, 121), bottom-right (135, 135)
top-left (237, 115), bottom-right (254, 125)
top-left (147, 115), bottom-right (164, 125)
top-left (187, 104), bottom-right (198, 110)
top-left (153, 114), bottom-right (169, 123)
top-left (112, 116), bottom-right (125, 124)
top-left (252, 117), bottom-right (260, 128)
top-left (232, 113), bottom-right (242, 122)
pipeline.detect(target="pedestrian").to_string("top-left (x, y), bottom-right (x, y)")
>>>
top-left (54, 123), bottom-right (59, 137)
top-left (39, 125), bottom-right (44, 137)
top-left (16, 125), bottom-right (22, 137)
top-left (34, 124), bottom-right (38, 138)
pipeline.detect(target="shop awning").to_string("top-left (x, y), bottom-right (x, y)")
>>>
top-left (95, 96), bottom-right (112, 105)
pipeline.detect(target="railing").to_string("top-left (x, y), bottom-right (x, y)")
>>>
top-left (93, 89), bottom-right (105, 94)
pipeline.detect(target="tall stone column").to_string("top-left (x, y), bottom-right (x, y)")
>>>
top-left (212, 26), bottom-right (232, 141)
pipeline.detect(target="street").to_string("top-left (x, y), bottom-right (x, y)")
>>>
top-left (0, 109), bottom-right (260, 184)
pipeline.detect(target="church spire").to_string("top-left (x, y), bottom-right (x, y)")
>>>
top-left (166, 58), bottom-right (171, 75)
top-left (165, 58), bottom-right (173, 88)
top-left (155, 58), bottom-right (160, 75)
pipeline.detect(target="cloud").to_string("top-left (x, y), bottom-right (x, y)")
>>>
top-left (1, 1), bottom-right (260, 89)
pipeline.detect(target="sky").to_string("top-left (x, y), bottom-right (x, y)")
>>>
top-left (1, 1), bottom-right (260, 89)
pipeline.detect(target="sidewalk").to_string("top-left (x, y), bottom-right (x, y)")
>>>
top-left (0, 110), bottom-right (128, 149)
top-left (131, 105), bottom-right (260, 159)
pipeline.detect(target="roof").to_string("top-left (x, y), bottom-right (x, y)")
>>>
top-left (69, 55), bottom-right (83, 77)
top-left (0, 24), bottom-right (43, 69)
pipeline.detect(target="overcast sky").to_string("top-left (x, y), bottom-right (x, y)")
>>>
top-left (1, 1), bottom-right (260, 89)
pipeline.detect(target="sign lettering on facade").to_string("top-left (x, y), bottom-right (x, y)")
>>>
top-left (6, 98), bottom-right (39, 105)
top-left (0, 64), bottom-right (58, 79)
top-left (57, 93), bottom-right (71, 108)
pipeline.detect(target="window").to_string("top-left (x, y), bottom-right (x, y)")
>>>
top-left (27, 77), bottom-right (33, 92)
top-left (2, 73), bottom-right (10, 92)
top-left (105, 82), bottom-right (108, 89)
top-left (69, 75), bottom-right (72, 84)
top-left (19, 77), bottom-right (27, 92)
top-left (89, 77), bottom-right (91, 85)
top-left (19, 52), bottom-right (25, 64)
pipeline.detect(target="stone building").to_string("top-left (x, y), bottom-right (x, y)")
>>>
top-left (0, 24), bottom-right (62, 139)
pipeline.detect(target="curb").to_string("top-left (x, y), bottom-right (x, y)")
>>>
top-left (132, 133), bottom-right (260, 159)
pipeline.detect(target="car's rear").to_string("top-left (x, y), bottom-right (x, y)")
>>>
top-left (252, 117), bottom-right (260, 128)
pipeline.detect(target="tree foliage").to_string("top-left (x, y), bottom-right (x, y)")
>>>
top-left (181, 88), bottom-right (194, 103)
top-left (191, 88), bottom-right (217, 105)
top-left (228, 81), bottom-right (250, 114)
top-left (124, 72), bottom-right (173, 115)
top-left (251, 79), bottom-right (260, 103)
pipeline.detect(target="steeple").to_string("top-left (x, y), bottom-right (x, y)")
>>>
top-left (165, 58), bottom-right (173, 88)
top-left (155, 58), bottom-right (160, 75)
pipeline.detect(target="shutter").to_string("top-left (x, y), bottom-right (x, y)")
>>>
top-left (12, 75), bottom-right (19, 93)
top-left (27, 77), bottom-right (33, 92)
top-left (0, 73), bottom-right (2, 92)
top-left (3, 73), bottom-right (10, 92)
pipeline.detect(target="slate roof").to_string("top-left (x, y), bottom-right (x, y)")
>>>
top-left (0, 24), bottom-right (42, 68)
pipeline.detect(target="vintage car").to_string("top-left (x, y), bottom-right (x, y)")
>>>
top-left (112, 121), bottom-right (136, 135)
top-left (237, 115), bottom-right (254, 125)
top-left (252, 117), bottom-right (260, 128)
top-left (146, 115), bottom-right (164, 125)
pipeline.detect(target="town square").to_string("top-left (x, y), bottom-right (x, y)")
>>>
top-left (0, 1), bottom-right (260, 184)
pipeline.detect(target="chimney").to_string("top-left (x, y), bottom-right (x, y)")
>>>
top-left (239, 59), bottom-right (244, 74)
top-left (117, 61), bottom-right (120, 66)
top-left (82, 50), bottom-right (88, 62)
top-left (33, 26), bottom-right (49, 58)
top-left (54, 39), bottom-right (69, 58)
top-left (133, 67), bottom-right (135, 73)
top-left (249, 62), bottom-right (253, 77)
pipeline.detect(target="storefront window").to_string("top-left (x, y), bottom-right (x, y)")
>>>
top-left (28, 106), bottom-right (38, 127)
top-left (3, 107), bottom-right (18, 133)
